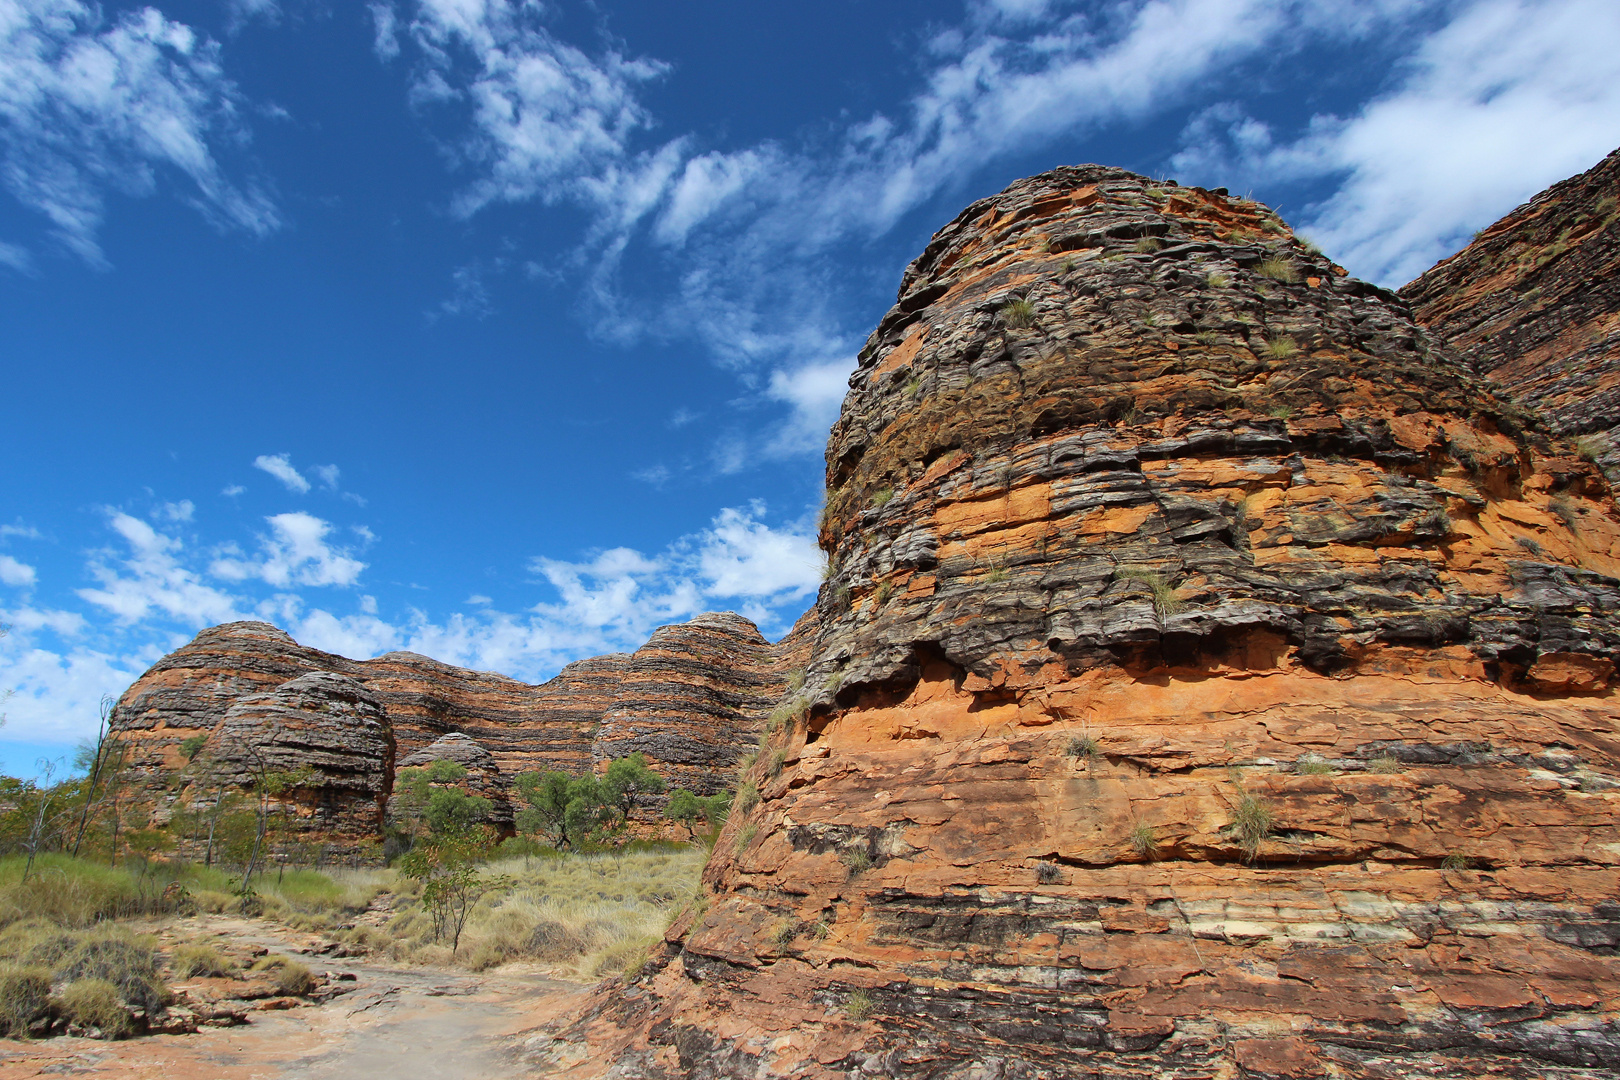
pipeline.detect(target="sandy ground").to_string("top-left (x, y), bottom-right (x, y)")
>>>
top-left (0, 916), bottom-right (591, 1080)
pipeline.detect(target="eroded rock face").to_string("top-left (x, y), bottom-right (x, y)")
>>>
top-left (205, 671), bottom-right (393, 845)
top-left (595, 613), bottom-right (793, 797)
top-left (554, 166), bottom-right (1620, 1077)
top-left (1403, 146), bottom-right (1620, 483)
top-left (110, 613), bottom-right (803, 856)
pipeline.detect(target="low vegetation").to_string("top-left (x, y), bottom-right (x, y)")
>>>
top-left (1001, 297), bottom-right (1037, 329)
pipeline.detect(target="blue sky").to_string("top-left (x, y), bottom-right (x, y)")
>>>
top-left (3, 0), bottom-right (1618, 773)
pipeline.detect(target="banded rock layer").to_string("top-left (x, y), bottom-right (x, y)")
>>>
top-left (1403, 146), bottom-right (1620, 483)
top-left (110, 614), bottom-right (808, 854)
top-left (550, 164), bottom-right (1620, 1078)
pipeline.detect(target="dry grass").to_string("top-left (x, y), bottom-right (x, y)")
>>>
top-left (170, 942), bottom-right (233, 978)
top-left (378, 847), bottom-right (706, 979)
top-left (57, 978), bottom-right (131, 1037)
top-left (0, 963), bottom-right (50, 1036)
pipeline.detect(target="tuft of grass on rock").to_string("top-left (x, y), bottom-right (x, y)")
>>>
top-left (1367, 756), bottom-right (1403, 774)
top-left (1001, 298), bottom-right (1037, 329)
top-left (1295, 757), bottom-right (1336, 775)
top-left (170, 943), bottom-right (233, 979)
top-left (57, 978), bottom-right (132, 1038)
top-left (1441, 852), bottom-right (1472, 871)
top-left (0, 963), bottom-right (50, 1036)
top-left (845, 988), bottom-right (875, 1020)
top-left (1066, 734), bottom-right (1100, 761)
top-left (1113, 566), bottom-right (1185, 617)
top-left (1264, 336), bottom-right (1300, 359)
top-left (840, 848), bottom-right (873, 876)
top-left (1258, 256), bottom-right (1301, 283)
top-left (1130, 823), bottom-right (1160, 860)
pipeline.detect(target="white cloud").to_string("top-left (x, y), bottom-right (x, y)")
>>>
top-left (0, 639), bottom-right (150, 742)
top-left (0, 523), bottom-right (42, 541)
top-left (0, 555), bottom-right (38, 588)
top-left (221, 484), bottom-right (245, 497)
top-left (155, 499), bottom-right (194, 522)
top-left (252, 452), bottom-right (310, 493)
top-left (0, 238), bottom-right (32, 272)
top-left (312, 464), bottom-right (340, 490)
top-left (390, 0), bottom-right (1467, 467)
top-left (0, 0), bottom-right (278, 265)
top-left (370, 2), bottom-right (400, 61)
top-left (697, 505), bottom-right (821, 600)
top-left (1169, 0), bottom-right (1620, 285)
top-left (465, 594), bottom-right (492, 605)
top-left (210, 512), bottom-right (366, 589)
top-left (765, 357), bottom-right (854, 457)
top-left (404, 0), bottom-right (671, 219)
top-left (77, 512), bottom-right (242, 626)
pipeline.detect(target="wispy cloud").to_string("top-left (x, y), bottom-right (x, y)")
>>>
top-left (0, 0), bottom-right (279, 266)
top-left (1169, 0), bottom-right (1620, 285)
top-left (252, 453), bottom-right (310, 493)
top-left (77, 511), bottom-right (243, 626)
top-left (386, 0), bottom-right (1483, 466)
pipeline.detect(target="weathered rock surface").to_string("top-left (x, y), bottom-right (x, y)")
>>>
top-left (111, 613), bottom-right (805, 856)
top-left (1403, 146), bottom-right (1620, 483)
top-left (548, 165), bottom-right (1620, 1077)
top-left (595, 613), bottom-right (795, 797)
top-left (398, 731), bottom-right (513, 827)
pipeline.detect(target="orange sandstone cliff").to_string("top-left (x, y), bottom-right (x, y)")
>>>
top-left (537, 164), bottom-right (1620, 1078)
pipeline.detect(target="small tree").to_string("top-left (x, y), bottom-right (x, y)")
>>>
top-left (602, 753), bottom-right (666, 829)
top-left (664, 789), bottom-right (703, 838)
top-left (392, 760), bottom-right (468, 851)
top-left (398, 824), bottom-right (496, 953)
top-left (513, 770), bottom-right (572, 846)
top-left (21, 759), bottom-right (60, 884)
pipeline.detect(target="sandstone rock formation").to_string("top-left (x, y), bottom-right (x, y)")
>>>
top-left (1403, 146), bottom-right (1620, 484)
top-left (111, 613), bottom-right (806, 857)
top-left (397, 731), bottom-right (513, 828)
top-left (545, 164), bottom-right (1620, 1077)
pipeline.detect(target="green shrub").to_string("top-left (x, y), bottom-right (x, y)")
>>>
top-left (870, 486), bottom-right (894, 508)
top-left (170, 943), bottom-right (233, 978)
top-left (845, 988), bottom-right (875, 1020)
top-left (766, 749), bottom-right (787, 779)
top-left (734, 825), bottom-right (759, 853)
top-left (0, 963), bottom-right (50, 1036)
top-left (840, 848), bottom-right (872, 876)
top-left (1206, 273), bottom-right (1231, 288)
top-left (57, 978), bottom-right (132, 1038)
top-left (734, 782), bottom-right (760, 816)
top-left (1134, 236), bottom-right (1163, 253)
top-left (1195, 329), bottom-right (1221, 345)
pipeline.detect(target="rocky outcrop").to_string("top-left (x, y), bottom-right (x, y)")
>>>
top-left (203, 671), bottom-right (394, 846)
top-left (1403, 146), bottom-right (1620, 483)
top-left (547, 165), bottom-right (1620, 1077)
top-left (595, 613), bottom-right (796, 797)
top-left (110, 613), bottom-right (805, 857)
top-left (397, 731), bottom-right (513, 827)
